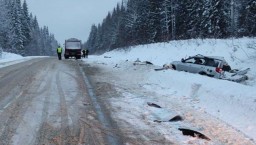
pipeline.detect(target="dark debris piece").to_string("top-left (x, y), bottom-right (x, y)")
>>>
top-left (147, 102), bottom-right (161, 108)
top-left (178, 128), bottom-right (211, 141)
top-left (145, 61), bottom-right (153, 65)
top-left (169, 115), bottom-right (183, 122)
top-left (154, 115), bottom-right (183, 123)
top-left (153, 120), bottom-right (162, 123)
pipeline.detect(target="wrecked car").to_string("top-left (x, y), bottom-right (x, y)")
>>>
top-left (164, 54), bottom-right (249, 82)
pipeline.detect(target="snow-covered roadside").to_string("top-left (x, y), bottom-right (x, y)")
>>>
top-left (0, 52), bottom-right (48, 68)
top-left (0, 52), bottom-right (23, 68)
top-left (103, 38), bottom-right (256, 86)
top-left (84, 38), bottom-right (256, 144)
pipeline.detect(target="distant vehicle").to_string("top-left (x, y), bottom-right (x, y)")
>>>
top-left (165, 54), bottom-right (249, 82)
top-left (64, 38), bottom-right (82, 59)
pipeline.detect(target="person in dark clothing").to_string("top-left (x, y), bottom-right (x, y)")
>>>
top-left (57, 46), bottom-right (62, 60)
top-left (85, 49), bottom-right (89, 58)
top-left (82, 49), bottom-right (86, 58)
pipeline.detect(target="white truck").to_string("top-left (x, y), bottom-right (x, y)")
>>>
top-left (64, 38), bottom-right (82, 59)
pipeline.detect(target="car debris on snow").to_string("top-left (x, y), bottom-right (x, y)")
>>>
top-left (178, 128), bottom-right (211, 141)
top-left (154, 115), bottom-right (183, 123)
top-left (147, 102), bottom-right (161, 108)
top-left (133, 58), bottom-right (153, 65)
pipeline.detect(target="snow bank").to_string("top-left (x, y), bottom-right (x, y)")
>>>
top-left (0, 52), bottom-right (23, 61)
top-left (102, 38), bottom-right (256, 85)
top-left (104, 38), bottom-right (256, 66)
top-left (0, 52), bottom-right (49, 68)
top-left (87, 38), bottom-right (256, 143)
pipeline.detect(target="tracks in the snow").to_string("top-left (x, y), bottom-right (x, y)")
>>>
top-left (0, 58), bottom-right (123, 145)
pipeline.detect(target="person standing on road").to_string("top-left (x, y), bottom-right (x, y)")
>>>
top-left (57, 46), bottom-right (62, 60)
top-left (85, 49), bottom-right (89, 58)
top-left (82, 49), bottom-right (86, 58)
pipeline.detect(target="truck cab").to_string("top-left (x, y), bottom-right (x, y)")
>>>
top-left (64, 38), bottom-right (82, 59)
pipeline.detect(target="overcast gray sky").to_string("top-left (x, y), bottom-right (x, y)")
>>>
top-left (25, 0), bottom-right (121, 44)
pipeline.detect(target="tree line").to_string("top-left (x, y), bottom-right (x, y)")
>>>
top-left (85, 0), bottom-right (256, 54)
top-left (0, 0), bottom-right (58, 56)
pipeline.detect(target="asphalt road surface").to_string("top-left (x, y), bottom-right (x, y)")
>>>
top-left (0, 57), bottom-right (123, 145)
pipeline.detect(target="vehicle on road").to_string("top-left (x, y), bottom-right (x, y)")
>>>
top-left (64, 38), bottom-right (82, 59)
top-left (165, 54), bottom-right (249, 82)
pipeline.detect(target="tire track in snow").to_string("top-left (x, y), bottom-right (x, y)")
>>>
top-left (0, 58), bottom-right (49, 144)
top-left (34, 60), bottom-right (55, 144)
top-left (79, 62), bottom-right (126, 145)
top-left (56, 69), bottom-right (72, 145)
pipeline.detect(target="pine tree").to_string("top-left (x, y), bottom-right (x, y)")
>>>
top-left (21, 0), bottom-right (32, 49)
top-left (176, 0), bottom-right (190, 39)
top-left (30, 16), bottom-right (41, 55)
top-left (86, 24), bottom-right (98, 52)
top-left (148, 0), bottom-right (163, 42)
top-left (241, 0), bottom-right (256, 36)
top-left (94, 24), bottom-right (103, 53)
top-left (0, 0), bottom-right (8, 49)
top-left (187, 0), bottom-right (205, 38)
top-left (209, 0), bottom-right (230, 38)
top-left (160, 0), bottom-right (173, 41)
top-left (111, 3), bottom-right (128, 50)
top-left (230, 0), bottom-right (240, 37)
top-left (49, 34), bottom-right (58, 56)
top-left (124, 0), bottom-right (141, 45)
top-left (114, 2), bottom-right (128, 48)
top-left (136, 0), bottom-right (151, 44)
top-left (8, 0), bottom-right (25, 55)
top-left (1, 0), bottom-right (12, 51)
top-left (101, 12), bottom-right (112, 52)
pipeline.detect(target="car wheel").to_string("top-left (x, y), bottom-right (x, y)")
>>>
top-left (199, 72), bottom-right (207, 76)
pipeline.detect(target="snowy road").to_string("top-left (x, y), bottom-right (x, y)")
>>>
top-left (0, 58), bottom-right (123, 145)
top-left (0, 56), bottom-right (255, 145)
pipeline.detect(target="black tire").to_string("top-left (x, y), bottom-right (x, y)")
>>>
top-left (199, 72), bottom-right (214, 77)
top-left (199, 72), bottom-right (207, 76)
top-left (75, 56), bottom-right (81, 59)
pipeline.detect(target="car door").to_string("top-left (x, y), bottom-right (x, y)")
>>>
top-left (191, 58), bottom-right (206, 73)
top-left (188, 58), bottom-right (206, 73)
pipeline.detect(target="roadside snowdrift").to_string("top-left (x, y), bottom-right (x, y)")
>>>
top-left (0, 52), bottom-right (48, 68)
top-left (86, 38), bottom-right (256, 144)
